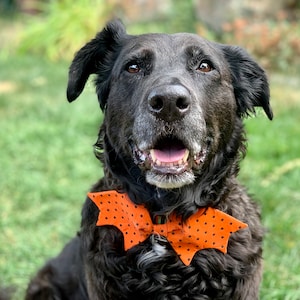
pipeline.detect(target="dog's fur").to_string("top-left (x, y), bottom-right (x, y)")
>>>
top-left (26, 20), bottom-right (273, 300)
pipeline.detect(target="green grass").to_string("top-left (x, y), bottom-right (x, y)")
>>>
top-left (240, 77), bottom-right (300, 299)
top-left (1, 53), bottom-right (300, 299)
top-left (0, 54), bottom-right (102, 298)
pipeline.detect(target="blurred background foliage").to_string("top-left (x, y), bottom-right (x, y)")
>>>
top-left (1, 1), bottom-right (300, 299)
top-left (1, 0), bottom-right (300, 71)
top-left (17, 0), bottom-right (113, 61)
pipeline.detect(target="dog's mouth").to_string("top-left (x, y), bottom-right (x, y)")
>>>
top-left (133, 136), bottom-right (207, 189)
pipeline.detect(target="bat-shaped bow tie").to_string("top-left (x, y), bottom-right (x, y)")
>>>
top-left (88, 191), bottom-right (248, 265)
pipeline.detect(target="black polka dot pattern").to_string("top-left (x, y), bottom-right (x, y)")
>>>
top-left (87, 191), bottom-right (248, 266)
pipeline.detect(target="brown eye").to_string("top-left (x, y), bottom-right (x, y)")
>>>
top-left (127, 64), bottom-right (140, 73)
top-left (197, 61), bottom-right (213, 73)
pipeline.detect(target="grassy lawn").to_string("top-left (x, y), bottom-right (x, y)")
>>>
top-left (0, 53), bottom-right (299, 299)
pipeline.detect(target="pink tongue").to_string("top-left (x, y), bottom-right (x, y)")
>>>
top-left (153, 147), bottom-right (187, 163)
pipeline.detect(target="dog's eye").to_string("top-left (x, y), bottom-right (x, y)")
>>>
top-left (127, 63), bottom-right (140, 73)
top-left (197, 61), bottom-right (213, 73)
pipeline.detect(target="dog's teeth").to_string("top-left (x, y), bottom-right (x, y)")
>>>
top-left (183, 149), bottom-right (189, 162)
top-left (150, 149), bottom-right (156, 161)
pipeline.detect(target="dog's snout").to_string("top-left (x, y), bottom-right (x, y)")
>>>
top-left (148, 85), bottom-right (191, 122)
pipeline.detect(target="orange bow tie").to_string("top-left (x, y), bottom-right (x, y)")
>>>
top-left (88, 191), bottom-right (248, 265)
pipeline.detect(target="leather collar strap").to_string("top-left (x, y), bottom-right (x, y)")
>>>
top-left (88, 191), bottom-right (248, 265)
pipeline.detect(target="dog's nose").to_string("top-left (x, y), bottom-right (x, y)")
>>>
top-left (148, 85), bottom-right (191, 122)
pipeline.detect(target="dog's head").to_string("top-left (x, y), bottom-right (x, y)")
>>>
top-left (67, 20), bottom-right (272, 193)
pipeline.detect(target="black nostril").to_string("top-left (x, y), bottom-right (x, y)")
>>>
top-left (149, 96), bottom-right (164, 112)
top-left (176, 97), bottom-right (190, 111)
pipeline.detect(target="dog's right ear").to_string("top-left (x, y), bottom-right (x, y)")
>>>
top-left (66, 19), bottom-right (126, 103)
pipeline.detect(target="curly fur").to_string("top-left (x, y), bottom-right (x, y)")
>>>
top-left (26, 19), bottom-right (272, 300)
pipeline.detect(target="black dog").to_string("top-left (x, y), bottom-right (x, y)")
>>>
top-left (26, 19), bottom-right (273, 300)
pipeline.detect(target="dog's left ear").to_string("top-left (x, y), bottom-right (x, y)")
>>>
top-left (222, 45), bottom-right (273, 120)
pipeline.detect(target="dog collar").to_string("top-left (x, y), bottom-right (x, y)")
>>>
top-left (88, 191), bottom-right (248, 265)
